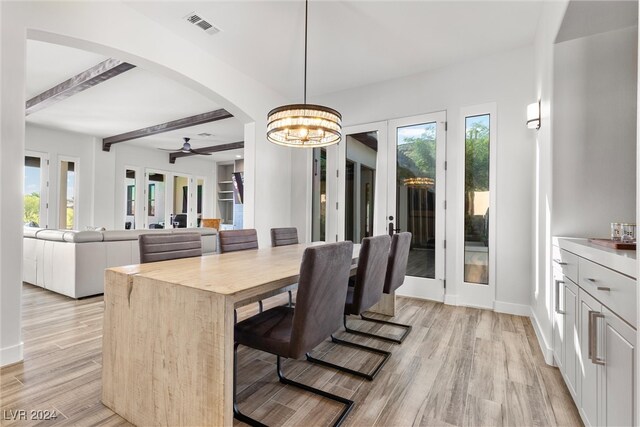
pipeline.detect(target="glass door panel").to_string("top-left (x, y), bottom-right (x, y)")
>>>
top-left (24, 155), bottom-right (44, 228)
top-left (388, 112), bottom-right (446, 301)
top-left (147, 172), bottom-right (166, 229)
top-left (172, 175), bottom-right (189, 228)
top-left (59, 159), bottom-right (76, 230)
top-left (344, 132), bottom-right (378, 242)
top-left (396, 122), bottom-right (437, 278)
top-left (125, 169), bottom-right (136, 229)
top-left (311, 148), bottom-right (327, 241)
top-left (464, 114), bottom-right (491, 285)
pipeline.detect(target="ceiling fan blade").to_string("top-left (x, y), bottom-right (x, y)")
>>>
top-left (189, 149), bottom-right (212, 156)
top-left (158, 147), bottom-right (181, 152)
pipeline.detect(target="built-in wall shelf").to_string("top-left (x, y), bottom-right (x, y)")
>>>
top-left (219, 180), bottom-right (233, 184)
top-left (218, 198), bottom-right (234, 202)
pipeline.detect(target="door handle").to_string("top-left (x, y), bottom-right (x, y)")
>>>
top-left (588, 311), bottom-right (605, 365)
top-left (553, 259), bottom-right (568, 266)
top-left (554, 280), bottom-right (566, 314)
top-left (388, 216), bottom-right (400, 236)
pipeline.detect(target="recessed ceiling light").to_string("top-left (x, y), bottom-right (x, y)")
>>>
top-left (197, 132), bottom-right (213, 137)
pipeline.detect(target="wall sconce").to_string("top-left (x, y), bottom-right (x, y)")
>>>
top-left (527, 101), bottom-right (541, 130)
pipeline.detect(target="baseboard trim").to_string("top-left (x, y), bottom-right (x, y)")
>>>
top-left (0, 342), bottom-right (24, 367)
top-left (529, 307), bottom-right (555, 366)
top-left (443, 294), bottom-right (457, 305)
top-left (494, 300), bottom-right (530, 316)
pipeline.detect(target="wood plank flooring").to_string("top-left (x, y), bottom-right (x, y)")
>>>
top-left (1, 284), bottom-right (582, 426)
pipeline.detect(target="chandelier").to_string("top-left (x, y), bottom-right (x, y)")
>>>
top-left (267, 0), bottom-right (342, 148)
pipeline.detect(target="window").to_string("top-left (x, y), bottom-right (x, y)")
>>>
top-left (463, 114), bottom-right (491, 284)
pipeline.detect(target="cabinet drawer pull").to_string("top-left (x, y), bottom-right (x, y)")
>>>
top-left (596, 286), bottom-right (611, 291)
top-left (588, 311), bottom-right (605, 365)
top-left (553, 259), bottom-right (568, 266)
top-left (555, 280), bottom-right (566, 315)
top-left (586, 278), bottom-right (597, 283)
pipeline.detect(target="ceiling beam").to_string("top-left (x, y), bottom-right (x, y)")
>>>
top-left (102, 109), bottom-right (234, 152)
top-left (169, 141), bottom-right (244, 164)
top-left (26, 59), bottom-right (136, 116)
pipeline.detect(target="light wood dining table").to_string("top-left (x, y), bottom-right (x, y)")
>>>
top-left (101, 242), bottom-right (395, 427)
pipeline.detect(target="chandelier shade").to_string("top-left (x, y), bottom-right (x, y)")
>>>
top-left (267, 104), bottom-right (342, 148)
top-left (266, 0), bottom-right (342, 148)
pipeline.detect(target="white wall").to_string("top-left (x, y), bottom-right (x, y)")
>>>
top-left (25, 123), bottom-right (219, 230)
top-left (552, 26), bottom-right (637, 237)
top-left (531, 1), bottom-right (570, 365)
top-left (0, 0), bottom-right (26, 366)
top-left (292, 45), bottom-right (536, 311)
top-left (1, 1), bottom-right (295, 365)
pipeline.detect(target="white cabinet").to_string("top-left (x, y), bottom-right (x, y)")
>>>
top-left (563, 278), bottom-right (579, 400)
top-left (553, 278), bottom-right (565, 370)
top-left (600, 307), bottom-right (635, 427)
top-left (578, 290), bottom-right (600, 427)
top-left (552, 238), bottom-right (636, 427)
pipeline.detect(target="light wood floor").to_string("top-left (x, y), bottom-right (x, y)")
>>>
top-left (1, 284), bottom-right (582, 426)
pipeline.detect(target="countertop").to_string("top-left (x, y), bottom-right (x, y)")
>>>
top-left (553, 237), bottom-right (637, 278)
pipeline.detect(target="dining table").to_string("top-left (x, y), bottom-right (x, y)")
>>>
top-left (101, 241), bottom-right (394, 426)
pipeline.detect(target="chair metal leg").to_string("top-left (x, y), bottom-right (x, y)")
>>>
top-left (306, 334), bottom-right (391, 381)
top-left (343, 314), bottom-right (411, 344)
top-left (233, 343), bottom-right (267, 427)
top-left (288, 290), bottom-right (295, 308)
top-left (258, 300), bottom-right (264, 313)
top-left (277, 356), bottom-right (354, 427)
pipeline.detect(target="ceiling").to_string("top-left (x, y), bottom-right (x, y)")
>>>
top-left (556, 0), bottom-right (638, 43)
top-left (25, 40), bottom-right (245, 158)
top-left (127, 1), bottom-right (544, 100)
top-left (26, 1), bottom-right (545, 158)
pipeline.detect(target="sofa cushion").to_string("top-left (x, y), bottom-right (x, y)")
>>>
top-left (63, 231), bottom-right (104, 243)
top-left (35, 230), bottom-right (69, 242)
top-left (23, 227), bottom-right (44, 238)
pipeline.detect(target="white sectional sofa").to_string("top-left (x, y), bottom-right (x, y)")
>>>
top-left (23, 227), bottom-right (217, 298)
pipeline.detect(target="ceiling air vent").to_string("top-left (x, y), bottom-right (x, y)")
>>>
top-left (184, 12), bottom-right (221, 35)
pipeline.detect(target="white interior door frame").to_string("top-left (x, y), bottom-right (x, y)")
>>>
top-left (388, 111), bottom-right (447, 302)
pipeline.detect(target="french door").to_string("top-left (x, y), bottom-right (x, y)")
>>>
top-left (327, 112), bottom-right (447, 301)
top-left (387, 112), bottom-right (447, 301)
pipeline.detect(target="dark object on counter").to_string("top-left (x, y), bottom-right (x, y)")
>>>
top-left (589, 238), bottom-right (636, 250)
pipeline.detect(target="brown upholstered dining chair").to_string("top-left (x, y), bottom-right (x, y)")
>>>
top-left (359, 232), bottom-right (413, 343)
top-left (306, 234), bottom-right (392, 380)
top-left (138, 232), bottom-right (202, 264)
top-left (270, 227), bottom-right (299, 306)
top-left (218, 228), bottom-right (265, 313)
top-left (219, 229), bottom-right (259, 253)
top-left (233, 241), bottom-right (354, 427)
top-left (270, 227), bottom-right (299, 247)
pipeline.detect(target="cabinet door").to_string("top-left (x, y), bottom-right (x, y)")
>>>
top-left (578, 290), bottom-right (601, 427)
top-left (563, 279), bottom-right (579, 400)
top-left (553, 279), bottom-right (565, 369)
top-left (600, 307), bottom-right (635, 427)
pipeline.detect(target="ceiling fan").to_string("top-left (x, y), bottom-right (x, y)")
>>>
top-left (158, 137), bottom-right (211, 156)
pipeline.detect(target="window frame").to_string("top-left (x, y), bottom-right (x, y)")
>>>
top-left (457, 103), bottom-right (497, 309)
